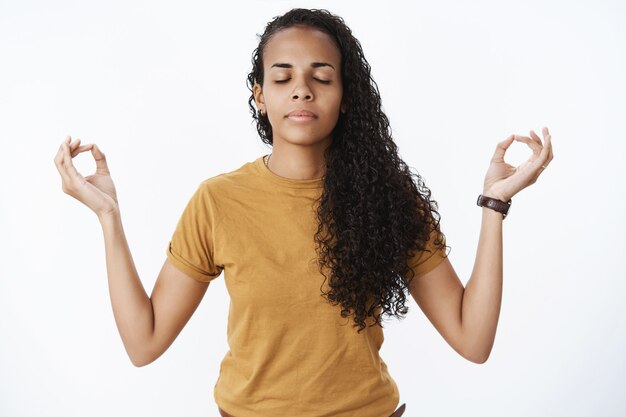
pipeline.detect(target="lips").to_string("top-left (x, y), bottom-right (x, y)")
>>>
top-left (287, 109), bottom-right (317, 118)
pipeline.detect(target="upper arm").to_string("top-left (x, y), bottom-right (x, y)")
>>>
top-left (408, 257), bottom-right (467, 358)
top-left (138, 258), bottom-right (211, 366)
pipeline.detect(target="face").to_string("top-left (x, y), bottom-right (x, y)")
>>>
top-left (253, 25), bottom-right (346, 147)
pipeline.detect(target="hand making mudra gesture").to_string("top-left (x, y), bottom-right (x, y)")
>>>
top-left (54, 127), bottom-right (553, 216)
top-left (481, 127), bottom-right (553, 204)
top-left (53, 138), bottom-right (118, 219)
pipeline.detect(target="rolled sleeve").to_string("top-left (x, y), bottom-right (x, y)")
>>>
top-left (408, 228), bottom-right (448, 278)
top-left (166, 182), bottom-right (223, 283)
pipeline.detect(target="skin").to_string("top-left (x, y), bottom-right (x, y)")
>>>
top-left (53, 24), bottom-right (553, 366)
top-left (253, 24), bottom-right (347, 180)
top-left (410, 129), bottom-right (553, 363)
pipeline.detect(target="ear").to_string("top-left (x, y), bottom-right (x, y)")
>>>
top-left (253, 83), bottom-right (265, 112)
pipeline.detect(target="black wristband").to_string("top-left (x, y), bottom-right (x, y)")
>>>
top-left (476, 194), bottom-right (512, 218)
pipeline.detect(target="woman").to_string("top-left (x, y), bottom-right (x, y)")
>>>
top-left (53, 7), bottom-right (553, 417)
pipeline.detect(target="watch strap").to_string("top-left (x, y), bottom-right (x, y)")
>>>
top-left (476, 194), bottom-right (512, 218)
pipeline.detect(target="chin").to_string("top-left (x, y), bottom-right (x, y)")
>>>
top-left (282, 136), bottom-right (327, 147)
top-left (279, 129), bottom-right (333, 146)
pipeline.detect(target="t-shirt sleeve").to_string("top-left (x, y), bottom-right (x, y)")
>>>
top-left (166, 182), bottom-right (223, 283)
top-left (407, 227), bottom-right (448, 278)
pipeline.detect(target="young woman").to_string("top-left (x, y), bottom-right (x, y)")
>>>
top-left (53, 8), bottom-right (553, 417)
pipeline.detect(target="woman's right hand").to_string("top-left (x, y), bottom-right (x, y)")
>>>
top-left (54, 135), bottom-right (119, 218)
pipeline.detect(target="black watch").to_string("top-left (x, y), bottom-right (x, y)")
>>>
top-left (477, 194), bottom-right (512, 219)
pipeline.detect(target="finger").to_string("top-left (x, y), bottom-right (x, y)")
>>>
top-left (91, 144), bottom-right (110, 174)
top-left (55, 136), bottom-right (76, 181)
top-left (529, 130), bottom-right (542, 146)
top-left (546, 129), bottom-right (553, 161)
top-left (537, 130), bottom-right (552, 169)
top-left (69, 138), bottom-right (82, 151)
top-left (70, 144), bottom-right (94, 158)
top-left (54, 142), bottom-right (72, 183)
top-left (513, 134), bottom-right (542, 155)
top-left (492, 135), bottom-right (515, 162)
top-left (56, 143), bottom-right (82, 193)
top-left (544, 135), bottom-right (554, 166)
top-left (61, 141), bottom-right (83, 180)
top-left (542, 127), bottom-right (552, 152)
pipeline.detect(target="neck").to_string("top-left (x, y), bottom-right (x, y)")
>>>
top-left (266, 142), bottom-right (329, 180)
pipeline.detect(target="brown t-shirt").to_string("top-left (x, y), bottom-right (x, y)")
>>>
top-left (166, 156), bottom-right (447, 417)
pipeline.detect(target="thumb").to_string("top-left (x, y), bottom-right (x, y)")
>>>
top-left (491, 134), bottom-right (515, 163)
top-left (91, 144), bottom-right (110, 175)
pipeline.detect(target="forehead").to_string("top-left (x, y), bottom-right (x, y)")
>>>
top-left (263, 25), bottom-right (341, 68)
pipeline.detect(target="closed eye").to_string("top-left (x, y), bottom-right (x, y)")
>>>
top-left (275, 78), bottom-right (331, 84)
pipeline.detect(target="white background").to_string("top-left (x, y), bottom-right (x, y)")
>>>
top-left (1, 1), bottom-right (625, 416)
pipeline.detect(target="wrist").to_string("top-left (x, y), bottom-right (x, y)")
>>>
top-left (477, 193), bottom-right (512, 219)
top-left (482, 189), bottom-right (510, 202)
top-left (98, 206), bottom-right (121, 225)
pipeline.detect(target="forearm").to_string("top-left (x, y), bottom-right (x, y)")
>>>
top-left (461, 204), bottom-right (504, 363)
top-left (99, 210), bottom-right (154, 366)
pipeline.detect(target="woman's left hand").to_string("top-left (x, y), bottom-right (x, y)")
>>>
top-left (482, 127), bottom-right (553, 201)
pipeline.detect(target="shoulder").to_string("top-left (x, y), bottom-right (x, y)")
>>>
top-left (195, 158), bottom-right (259, 195)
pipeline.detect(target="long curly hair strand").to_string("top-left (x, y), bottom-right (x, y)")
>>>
top-left (246, 8), bottom-right (450, 333)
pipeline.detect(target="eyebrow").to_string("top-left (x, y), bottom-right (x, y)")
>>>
top-left (270, 62), bottom-right (335, 71)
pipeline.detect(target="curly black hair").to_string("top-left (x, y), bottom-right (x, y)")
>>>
top-left (246, 8), bottom-right (450, 333)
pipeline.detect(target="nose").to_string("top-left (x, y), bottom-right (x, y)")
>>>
top-left (291, 80), bottom-right (313, 101)
top-left (292, 92), bottom-right (312, 100)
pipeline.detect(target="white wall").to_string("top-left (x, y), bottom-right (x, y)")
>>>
top-left (1, 0), bottom-right (624, 416)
